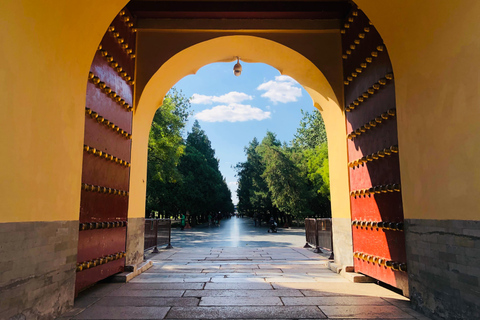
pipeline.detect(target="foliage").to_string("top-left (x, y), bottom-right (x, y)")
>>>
top-left (146, 91), bottom-right (234, 219)
top-left (292, 109), bottom-right (327, 149)
top-left (146, 89), bottom-right (191, 215)
top-left (235, 137), bottom-right (275, 217)
top-left (235, 109), bottom-right (331, 220)
top-left (177, 120), bottom-right (234, 217)
top-left (258, 132), bottom-right (313, 219)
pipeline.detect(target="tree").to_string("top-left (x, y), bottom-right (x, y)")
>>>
top-left (235, 137), bottom-right (274, 218)
top-left (146, 88), bottom-right (191, 216)
top-left (177, 120), bottom-right (234, 221)
top-left (236, 108), bottom-right (331, 220)
top-left (293, 109), bottom-right (331, 217)
top-left (292, 109), bottom-right (327, 149)
top-left (258, 132), bottom-right (314, 219)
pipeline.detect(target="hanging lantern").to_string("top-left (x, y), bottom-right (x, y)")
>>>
top-left (233, 57), bottom-right (242, 76)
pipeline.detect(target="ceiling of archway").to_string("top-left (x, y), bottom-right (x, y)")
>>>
top-left (127, 0), bottom-right (352, 30)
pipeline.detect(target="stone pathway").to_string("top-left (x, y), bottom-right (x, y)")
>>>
top-left (59, 244), bottom-right (431, 319)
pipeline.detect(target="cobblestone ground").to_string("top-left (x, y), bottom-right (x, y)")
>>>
top-left (58, 218), bottom-right (431, 319)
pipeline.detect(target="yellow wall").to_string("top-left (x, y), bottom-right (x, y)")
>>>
top-left (0, 0), bottom-right (128, 222)
top-left (129, 34), bottom-right (351, 219)
top-left (2, 0), bottom-right (480, 224)
top-left (357, 0), bottom-right (480, 220)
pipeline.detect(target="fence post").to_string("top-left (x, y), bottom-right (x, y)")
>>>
top-left (152, 220), bottom-right (159, 253)
top-left (165, 219), bottom-right (173, 249)
top-left (313, 219), bottom-right (323, 253)
top-left (328, 219), bottom-right (334, 260)
top-left (304, 218), bottom-right (312, 248)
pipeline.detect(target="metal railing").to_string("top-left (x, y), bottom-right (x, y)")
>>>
top-left (144, 219), bottom-right (172, 253)
top-left (304, 218), bottom-right (333, 259)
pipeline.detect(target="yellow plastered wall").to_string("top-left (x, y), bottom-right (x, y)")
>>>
top-left (0, 0), bottom-right (128, 223)
top-left (6, 0), bottom-right (477, 225)
top-left (129, 35), bottom-right (351, 220)
top-left (357, 0), bottom-right (480, 220)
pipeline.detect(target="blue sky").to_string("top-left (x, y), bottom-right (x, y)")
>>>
top-left (172, 61), bottom-right (315, 204)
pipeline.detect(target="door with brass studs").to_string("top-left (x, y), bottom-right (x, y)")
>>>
top-left (76, 8), bottom-right (136, 295)
top-left (342, 8), bottom-right (408, 295)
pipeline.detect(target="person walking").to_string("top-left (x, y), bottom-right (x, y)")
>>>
top-left (180, 213), bottom-right (186, 231)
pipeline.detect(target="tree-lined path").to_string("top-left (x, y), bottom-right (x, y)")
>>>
top-left (58, 218), bottom-right (431, 319)
top-left (170, 216), bottom-right (306, 248)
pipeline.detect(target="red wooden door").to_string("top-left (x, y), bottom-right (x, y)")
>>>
top-left (342, 9), bottom-right (408, 295)
top-left (75, 8), bottom-right (136, 295)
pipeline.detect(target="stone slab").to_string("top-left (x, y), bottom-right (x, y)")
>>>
top-left (94, 296), bottom-right (199, 307)
top-left (129, 276), bottom-right (211, 283)
top-left (281, 296), bottom-right (391, 306)
top-left (109, 260), bottom-right (153, 282)
top-left (200, 297), bottom-right (283, 306)
top-left (319, 305), bottom-right (414, 318)
top-left (72, 306), bottom-right (170, 319)
top-left (184, 289), bottom-right (303, 297)
top-left (106, 289), bottom-right (185, 297)
top-left (204, 282), bottom-right (272, 290)
top-left (165, 306), bottom-right (327, 319)
top-left (125, 283), bottom-right (205, 290)
top-left (208, 277), bottom-right (266, 283)
top-left (126, 217), bottom-right (146, 266)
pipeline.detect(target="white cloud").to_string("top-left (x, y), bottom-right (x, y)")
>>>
top-left (194, 103), bottom-right (271, 122)
top-left (190, 91), bottom-right (253, 105)
top-left (257, 75), bottom-right (302, 104)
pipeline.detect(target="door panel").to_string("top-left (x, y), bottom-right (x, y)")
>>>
top-left (76, 8), bottom-right (136, 295)
top-left (342, 8), bottom-right (408, 295)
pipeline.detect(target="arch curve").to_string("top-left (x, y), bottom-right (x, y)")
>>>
top-left (136, 35), bottom-right (340, 117)
top-left (128, 35), bottom-right (351, 251)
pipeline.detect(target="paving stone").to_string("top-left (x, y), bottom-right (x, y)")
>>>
top-left (208, 273), bottom-right (262, 278)
top-left (77, 283), bottom-right (126, 298)
top-left (200, 297), bottom-right (283, 306)
top-left (148, 268), bottom-right (205, 273)
top-left (94, 296), bottom-right (199, 307)
top-left (125, 283), bottom-right (205, 290)
top-left (208, 277), bottom-right (266, 283)
top-left (204, 282), bottom-right (273, 290)
top-left (130, 276), bottom-right (211, 283)
top-left (296, 284), bottom-right (405, 298)
top-left (282, 296), bottom-right (391, 306)
top-left (253, 269), bottom-right (283, 274)
top-left (106, 289), bottom-right (185, 297)
top-left (57, 218), bottom-right (428, 320)
top-left (73, 294), bottom-right (102, 309)
top-left (166, 306), bottom-right (327, 319)
top-left (184, 289), bottom-right (304, 297)
top-left (72, 306), bottom-right (170, 319)
top-left (319, 305), bottom-right (414, 318)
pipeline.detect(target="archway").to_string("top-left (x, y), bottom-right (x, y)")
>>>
top-left (77, 7), bottom-right (404, 296)
top-left (130, 35), bottom-right (350, 262)
top-left (5, 1), bottom-right (480, 319)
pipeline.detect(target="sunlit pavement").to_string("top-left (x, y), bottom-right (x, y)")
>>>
top-left (58, 218), bottom-right (431, 319)
top-left (170, 216), bottom-right (307, 248)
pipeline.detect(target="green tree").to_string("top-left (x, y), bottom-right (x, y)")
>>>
top-left (177, 120), bottom-right (234, 221)
top-left (258, 132), bottom-right (313, 219)
top-left (292, 109), bottom-right (327, 149)
top-left (293, 109), bottom-right (331, 217)
top-left (236, 109), bottom-right (331, 220)
top-left (235, 137), bottom-right (274, 218)
top-left (146, 88), bottom-right (191, 216)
